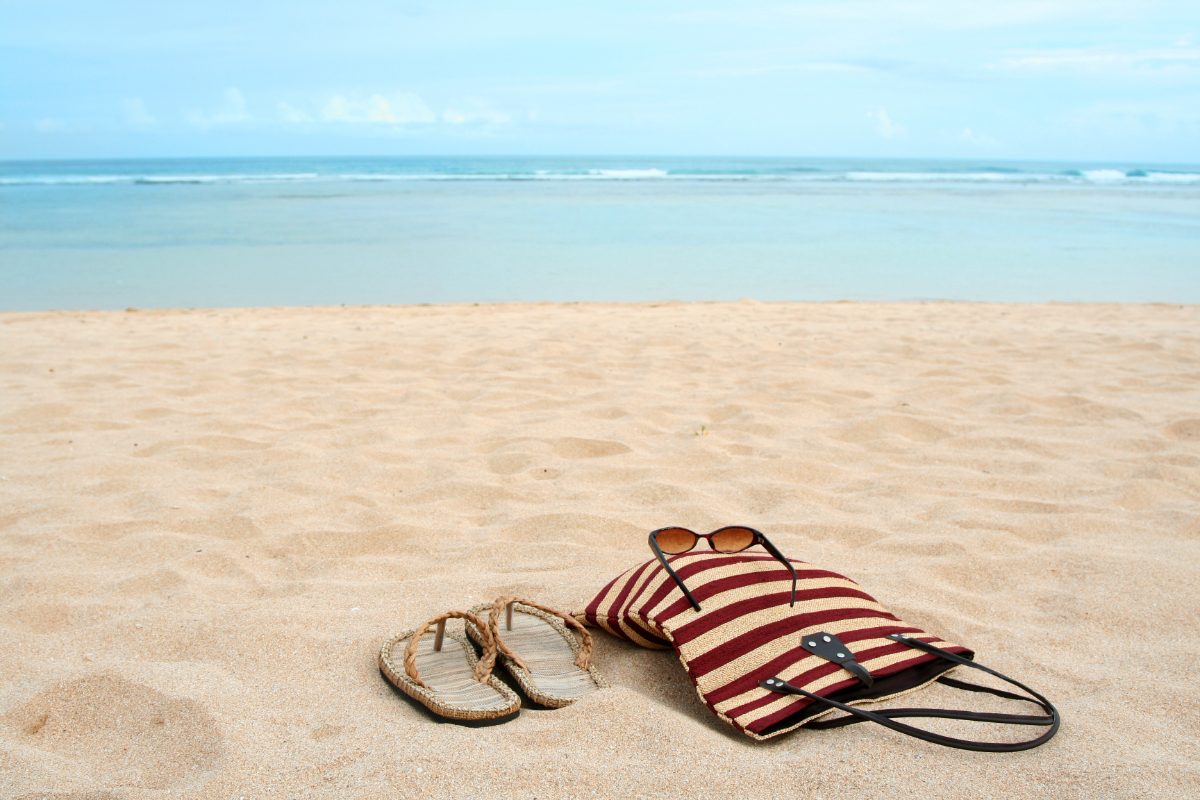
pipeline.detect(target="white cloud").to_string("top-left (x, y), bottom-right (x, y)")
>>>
top-left (277, 102), bottom-right (312, 124)
top-left (867, 107), bottom-right (904, 138)
top-left (257, 93), bottom-right (510, 129)
top-left (186, 88), bottom-right (252, 128)
top-left (321, 92), bottom-right (436, 125)
top-left (992, 46), bottom-right (1200, 76)
top-left (34, 118), bottom-right (64, 132)
top-left (122, 97), bottom-right (157, 127)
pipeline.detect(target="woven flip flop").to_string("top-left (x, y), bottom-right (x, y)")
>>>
top-left (379, 610), bottom-right (520, 725)
top-left (465, 596), bottom-right (608, 709)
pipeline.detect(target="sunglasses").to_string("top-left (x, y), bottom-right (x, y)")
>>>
top-left (648, 525), bottom-right (797, 612)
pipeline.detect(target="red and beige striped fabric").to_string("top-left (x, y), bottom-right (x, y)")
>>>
top-left (584, 551), bottom-right (973, 740)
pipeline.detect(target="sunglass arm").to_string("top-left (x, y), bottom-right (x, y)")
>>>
top-left (649, 532), bottom-right (704, 612)
top-left (757, 533), bottom-right (798, 606)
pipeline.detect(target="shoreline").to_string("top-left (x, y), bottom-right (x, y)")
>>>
top-left (4, 298), bottom-right (1197, 317)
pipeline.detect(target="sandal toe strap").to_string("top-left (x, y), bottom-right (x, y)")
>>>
top-left (489, 595), bottom-right (594, 671)
top-left (403, 610), bottom-right (498, 689)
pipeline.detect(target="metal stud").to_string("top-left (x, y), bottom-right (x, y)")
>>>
top-left (823, 635), bottom-right (832, 642)
top-left (807, 641), bottom-right (817, 647)
top-left (836, 652), bottom-right (846, 658)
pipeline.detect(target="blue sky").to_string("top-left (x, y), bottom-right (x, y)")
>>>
top-left (2, 1), bottom-right (1198, 161)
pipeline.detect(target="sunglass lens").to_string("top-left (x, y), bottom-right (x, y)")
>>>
top-left (655, 527), bottom-right (699, 554)
top-left (711, 526), bottom-right (756, 553)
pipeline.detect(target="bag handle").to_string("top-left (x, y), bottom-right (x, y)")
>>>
top-left (761, 634), bottom-right (1060, 752)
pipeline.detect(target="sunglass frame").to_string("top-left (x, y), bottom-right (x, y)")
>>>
top-left (648, 525), bottom-right (798, 612)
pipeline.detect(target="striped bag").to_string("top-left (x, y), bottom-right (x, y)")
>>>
top-left (584, 551), bottom-right (1059, 749)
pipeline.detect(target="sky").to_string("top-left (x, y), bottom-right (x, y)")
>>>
top-left (1, 1), bottom-right (1198, 162)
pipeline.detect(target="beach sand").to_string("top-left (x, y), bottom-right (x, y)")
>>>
top-left (1, 301), bottom-right (1197, 799)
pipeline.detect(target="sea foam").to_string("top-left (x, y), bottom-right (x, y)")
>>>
top-left (2, 161), bottom-right (1198, 187)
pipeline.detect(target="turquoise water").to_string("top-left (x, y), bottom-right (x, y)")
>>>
top-left (2, 156), bottom-right (1198, 309)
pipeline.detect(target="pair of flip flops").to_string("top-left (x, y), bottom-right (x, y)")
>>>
top-left (379, 596), bottom-right (607, 725)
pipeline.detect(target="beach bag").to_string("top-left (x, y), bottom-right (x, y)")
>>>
top-left (584, 551), bottom-right (1059, 749)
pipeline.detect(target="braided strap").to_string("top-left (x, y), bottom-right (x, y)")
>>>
top-left (403, 610), bottom-right (497, 690)
top-left (489, 596), bottom-right (594, 671)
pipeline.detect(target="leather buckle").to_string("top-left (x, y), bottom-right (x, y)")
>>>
top-left (801, 631), bottom-right (874, 687)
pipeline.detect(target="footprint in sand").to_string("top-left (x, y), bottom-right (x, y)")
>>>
top-left (3, 674), bottom-right (222, 791)
top-left (550, 437), bottom-right (632, 458)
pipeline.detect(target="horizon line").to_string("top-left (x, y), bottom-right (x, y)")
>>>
top-left (3, 153), bottom-right (1200, 167)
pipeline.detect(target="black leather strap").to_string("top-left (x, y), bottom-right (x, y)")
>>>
top-left (760, 634), bottom-right (1060, 752)
top-left (807, 706), bottom-right (1051, 729)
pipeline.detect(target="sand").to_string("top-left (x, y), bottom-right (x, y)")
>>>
top-left (1, 301), bottom-right (1197, 799)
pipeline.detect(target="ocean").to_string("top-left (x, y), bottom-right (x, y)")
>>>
top-left (2, 156), bottom-right (1198, 309)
